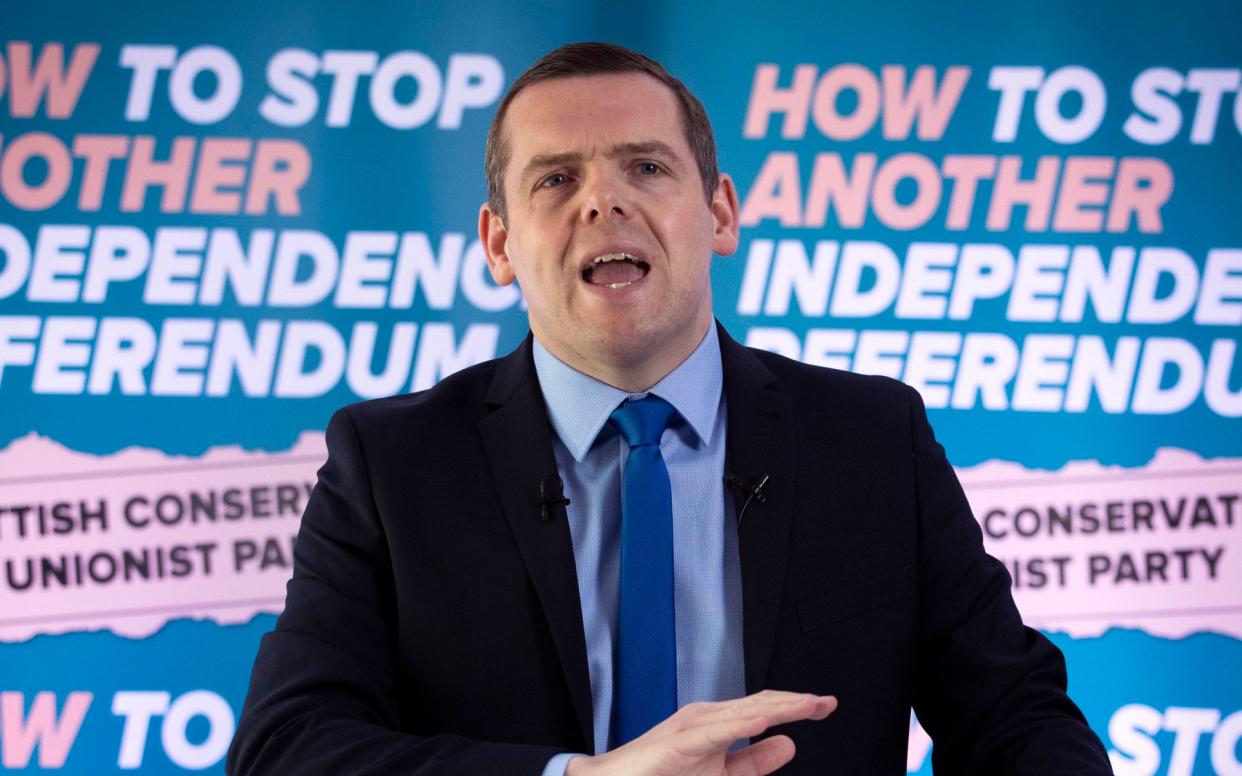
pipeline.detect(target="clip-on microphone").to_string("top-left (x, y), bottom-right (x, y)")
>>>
top-left (725, 473), bottom-right (770, 526)
top-left (537, 473), bottom-right (571, 521)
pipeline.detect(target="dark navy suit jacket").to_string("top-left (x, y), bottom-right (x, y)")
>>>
top-left (228, 324), bottom-right (1111, 775)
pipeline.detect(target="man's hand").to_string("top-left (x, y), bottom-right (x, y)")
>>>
top-left (565, 690), bottom-right (837, 776)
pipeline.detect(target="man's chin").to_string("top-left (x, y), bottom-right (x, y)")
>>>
top-left (584, 327), bottom-right (656, 363)
top-left (538, 309), bottom-right (705, 383)
top-left (589, 322), bottom-right (702, 373)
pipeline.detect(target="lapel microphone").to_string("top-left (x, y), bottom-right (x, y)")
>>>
top-left (537, 473), bottom-right (571, 522)
top-left (725, 473), bottom-right (770, 527)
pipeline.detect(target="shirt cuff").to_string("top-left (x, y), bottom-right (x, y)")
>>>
top-left (541, 752), bottom-right (587, 776)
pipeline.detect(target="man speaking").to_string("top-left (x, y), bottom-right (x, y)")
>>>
top-left (229, 43), bottom-right (1111, 775)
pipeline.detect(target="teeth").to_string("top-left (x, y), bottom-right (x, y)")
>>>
top-left (592, 252), bottom-right (636, 265)
top-left (582, 252), bottom-right (648, 289)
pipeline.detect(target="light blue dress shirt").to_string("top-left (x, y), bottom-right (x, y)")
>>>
top-left (534, 325), bottom-right (746, 775)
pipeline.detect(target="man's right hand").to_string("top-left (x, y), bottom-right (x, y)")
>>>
top-left (565, 690), bottom-right (838, 776)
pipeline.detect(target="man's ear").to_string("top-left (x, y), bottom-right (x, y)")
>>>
top-left (478, 203), bottom-right (516, 285)
top-left (710, 173), bottom-right (741, 258)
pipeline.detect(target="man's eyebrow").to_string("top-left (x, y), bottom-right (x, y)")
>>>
top-left (519, 152), bottom-right (583, 187)
top-left (603, 140), bottom-right (680, 161)
top-left (518, 141), bottom-right (683, 187)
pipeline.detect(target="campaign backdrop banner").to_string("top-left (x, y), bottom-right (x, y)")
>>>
top-left (2, 1), bottom-right (1240, 773)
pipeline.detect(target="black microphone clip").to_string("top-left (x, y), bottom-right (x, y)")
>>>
top-left (725, 473), bottom-right (770, 526)
top-left (537, 473), bottom-right (571, 522)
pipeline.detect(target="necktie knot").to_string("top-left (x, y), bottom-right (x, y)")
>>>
top-left (609, 395), bottom-right (677, 448)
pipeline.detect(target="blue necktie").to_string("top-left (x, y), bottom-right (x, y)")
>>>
top-left (609, 395), bottom-right (677, 747)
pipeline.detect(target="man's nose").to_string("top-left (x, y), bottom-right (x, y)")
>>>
top-left (580, 171), bottom-right (630, 223)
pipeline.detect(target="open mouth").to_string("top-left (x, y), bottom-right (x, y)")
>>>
top-left (581, 252), bottom-right (651, 288)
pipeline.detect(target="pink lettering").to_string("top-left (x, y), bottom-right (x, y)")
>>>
top-left (811, 64), bottom-right (881, 141)
top-left (72, 134), bottom-right (129, 211)
top-left (120, 136), bottom-right (195, 212)
top-left (743, 64), bottom-right (817, 139)
top-left (0, 131), bottom-right (73, 210)
top-left (244, 139), bottom-right (310, 216)
top-left (986, 155), bottom-right (1059, 231)
top-left (191, 138), bottom-right (252, 214)
top-left (4, 42), bottom-right (99, 119)
top-left (943, 155), bottom-right (998, 230)
top-left (738, 151), bottom-right (803, 227)
top-left (1107, 157), bottom-right (1173, 234)
top-left (1053, 156), bottom-right (1115, 232)
top-left (0, 691), bottom-right (92, 768)
top-left (871, 153), bottom-right (942, 230)
top-left (881, 65), bottom-right (970, 141)
top-left (804, 152), bottom-right (876, 229)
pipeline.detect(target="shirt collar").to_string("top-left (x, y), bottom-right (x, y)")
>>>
top-left (532, 324), bottom-right (724, 462)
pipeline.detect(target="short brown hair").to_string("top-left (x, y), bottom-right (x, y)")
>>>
top-left (484, 42), bottom-right (719, 220)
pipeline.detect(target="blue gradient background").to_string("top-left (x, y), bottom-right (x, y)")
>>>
top-left (2, 0), bottom-right (1239, 772)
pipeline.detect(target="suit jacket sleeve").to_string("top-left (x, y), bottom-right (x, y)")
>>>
top-left (905, 387), bottom-right (1112, 774)
top-left (227, 407), bottom-right (568, 775)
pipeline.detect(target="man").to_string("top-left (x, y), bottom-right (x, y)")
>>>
top-left (229, 43), bottom-right (1111, 775)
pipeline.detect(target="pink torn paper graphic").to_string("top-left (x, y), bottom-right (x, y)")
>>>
top-left (0, 434), bottom-right (1237, 642)
top-left (0, 433), bottom-right (326, 642)
top-left (959, 448), bottom-right (1241, 640)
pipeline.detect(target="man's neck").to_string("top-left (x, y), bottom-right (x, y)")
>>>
top-left (534, 319), bottom-right (714, 393)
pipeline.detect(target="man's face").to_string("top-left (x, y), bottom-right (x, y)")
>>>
top-left (480, 72), bottom-right (738, 382)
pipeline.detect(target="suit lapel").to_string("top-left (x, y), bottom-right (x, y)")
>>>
top-left (719, 324), bottom-right (797, 695)
top-left (475, 327), bottom-right (796, 738)
top-left (478, 336), bottom-right (594, 751)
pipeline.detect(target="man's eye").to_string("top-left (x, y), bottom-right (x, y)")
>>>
top-left (638, 162), bottom-right (662, 175)
top-left (541, 173), bottom-right (569, 188)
